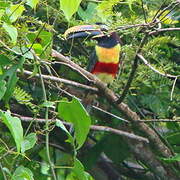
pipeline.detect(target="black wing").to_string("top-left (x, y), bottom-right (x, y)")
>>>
top-left (87, 50), bottom-right (98, 72)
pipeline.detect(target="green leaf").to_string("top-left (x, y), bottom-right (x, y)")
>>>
top-left (1, 111), bottom-right (23, 152)
top-left (3, 22), bottom-right (18, 43)
top-left (60, 0), bottom-right (83, 21)
top-left (58, 97), bottom-right (91, 149)
top-left (11, 166), bottom-right (34, 180)
top-left (26, 0), bottom-right (39, 9)
top-left (6, 4), bottom-right (25, 23)
top-left (1, 65), bottom-right (19, 103)
top-left (27, 30), bottom-right (52, 58)
top-left (162, 154), bottom-right (180, 163)
top-left (0, 80), bottom-right (6, 100)
top-left (0, 54), bottom-right (12, 66)
top-left (0, 9), bottom-right (4, 20)
top-left (0, 2), bottom-right (10, 9)
top-left (67, 159), bottom-right (93, 180)
top-left (21, 133), bottom-right (37, 153)
top-left (140, 95), bottom-right (169, 118)
top-left (56, 120), bottom-right (74, 146)
top-left (166, 132), bottom-right (180, 145)
top-left (12, 47), bottom-right (34, 59)
top-left (78, 3), bottom-right (97, 21)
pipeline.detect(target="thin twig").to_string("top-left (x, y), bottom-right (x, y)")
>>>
top-left (116, 34), bottom-right (148, 104)
top-left (0, 162), bottom-right (7, 180)
top-left (151, 0), bottom-right (168, 22)
top-left (137, 54), bottom-right (180, 79)
top-left (149, 27), bottom-right (180, 35)
top-left (36, 59), bottom-right (57, 180)
top-left (52, 61), bottom-right (92, 82)
top-left (170, 76), bottom-right (178, 101)
top-left (20, 69), bottom-right (98, 92)
top-left (138, 119), bottom-right (180, 122)
top-left (92, 106), bottom-right (129, 123)
top-left (153, 1), bottom-right (179, 20)
top-left (46, 83), bottom-right (129, 123)
top-left (116, 23), bottom-right (150, 31)
top-left (141, 0), bottom-right (147, 23)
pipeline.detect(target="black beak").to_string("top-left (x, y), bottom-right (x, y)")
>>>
top-left (64, 25), bottom-right (106, 40)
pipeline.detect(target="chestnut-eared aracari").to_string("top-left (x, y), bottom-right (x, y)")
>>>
top-left (64, 24), bottom-right (121, 84)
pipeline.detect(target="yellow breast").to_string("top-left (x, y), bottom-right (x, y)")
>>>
top-left (95, 44), bottom-right (121, 64)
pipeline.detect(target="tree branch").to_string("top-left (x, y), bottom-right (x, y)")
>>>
top-left (149, 28), bottom-right (180, 35)
top-left (137, 53), bottom-right (180, 79)
top-left (51, 50), bottom-right (174, 157)
top-left (51, 50), bottom-right (179, 179)
top-left (12, 114), bottom-right (148, 143)
top-left (21, 69), bottom-right (98, 92)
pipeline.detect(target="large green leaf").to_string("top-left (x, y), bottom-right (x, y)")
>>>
top-left (1, 111), bottom-right (23, 152)
top-left (58, 97), bottom-right (91, 149)
top-left (11, 166), bottom-right (34, 180)
top-left (60, 0), bottom-right (83, 21)
top-left (26, 0), bottom-right (39, 9)
top-left (21, 133), bottom-right (37, 153)
top-left (2, 22), bottom-right (17, 43)
top-left (6, 4), bottom-right (25, 23)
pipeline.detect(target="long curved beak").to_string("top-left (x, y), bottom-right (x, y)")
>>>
top-left (64, 25), bottom-right (105, 40)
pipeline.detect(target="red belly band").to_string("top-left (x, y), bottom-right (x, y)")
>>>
top-left (91, 62), bottom-right (119, 76)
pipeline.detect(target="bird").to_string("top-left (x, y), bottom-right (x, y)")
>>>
top-left (64, 24), bottom-right (122, 109)
top-left (64, 24), bottom-right (121, 84)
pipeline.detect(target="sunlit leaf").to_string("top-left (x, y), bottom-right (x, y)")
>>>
top-left (11, 166), bottom-right (34, 180)
top-left (6, 4), bottom-right (25, 23)
top-left (1, 111), bottom-right (23, 152)
top-left (26, 0), bottom-right (39, 9)
top-left (60, 0), bottom-right (83, 21)
top-left (0, 9), bottom-right (4, 20)
top-left (2, 22), bottom-right (17, 43)
top-left (21, 133), bottom-right (37, 153)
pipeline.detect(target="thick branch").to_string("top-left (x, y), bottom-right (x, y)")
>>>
top-left (51, 50), bottom-right (179, 179)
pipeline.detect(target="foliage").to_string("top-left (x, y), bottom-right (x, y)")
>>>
top-left (0, 0), bottom-right (180, 179)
